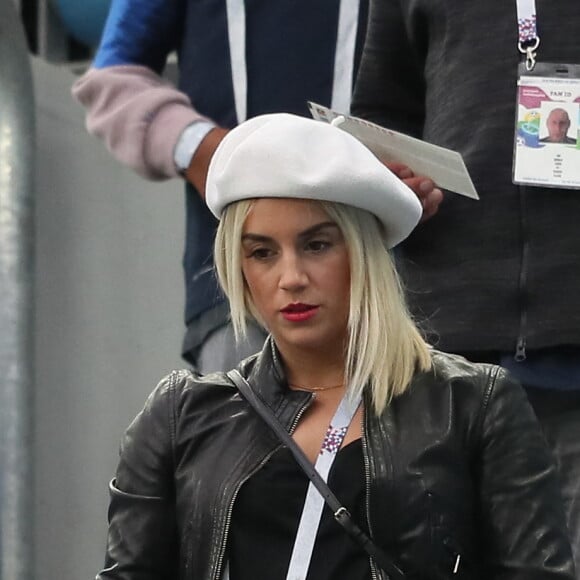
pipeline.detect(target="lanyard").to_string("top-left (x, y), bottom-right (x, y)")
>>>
top-left (516, 0), bottom-right (540, 70)
top-left (222, 391), bottom-right (361, 580)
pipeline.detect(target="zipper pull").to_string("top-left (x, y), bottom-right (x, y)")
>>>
top-left (514, 337), bottom-right (527, 362)
top-left (443, 537), bottom-right (462, 575)
top-left (453, 554), bottom-right (461, 574)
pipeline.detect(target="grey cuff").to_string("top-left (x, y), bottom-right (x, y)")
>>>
top-left (174, 120), bottom-right (217, 173)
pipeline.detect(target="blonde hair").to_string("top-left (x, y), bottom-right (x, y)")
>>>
top-left (214, 199), bottom-right (432, 414)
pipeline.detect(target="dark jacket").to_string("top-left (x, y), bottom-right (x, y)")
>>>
top-left (351, 0), bottom-right (580, 358)
top-left (92, 0), bottom-right (369, 360)
top-left (99, 341), bottom-right (575, 580)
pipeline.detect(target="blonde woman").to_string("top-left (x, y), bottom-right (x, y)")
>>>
top-left (98, 114), bottom-right (574, 580)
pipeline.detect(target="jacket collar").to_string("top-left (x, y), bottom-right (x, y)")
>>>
top-left (237, 335), bottom-right (312, 420)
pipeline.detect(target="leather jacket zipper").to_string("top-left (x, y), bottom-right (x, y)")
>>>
top-left (362, 405), bottom-right (380, 580)
top-left (211, 392), bottom-right (314, 580)
top-left (211, 446), bottom-right (281, 580)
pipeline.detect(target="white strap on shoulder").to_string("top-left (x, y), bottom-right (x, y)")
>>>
top-left (225, 0), bottom-right (361, 122)
top-left (331, 0), bottom-right (361, 113)
top-left (225, 0), bottom-right (247, 123)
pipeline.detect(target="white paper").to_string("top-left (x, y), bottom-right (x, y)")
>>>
top-left (308, 102), bottom-right (479, 200)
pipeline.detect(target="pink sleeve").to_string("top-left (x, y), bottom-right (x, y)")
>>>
top-left (72, 65), bottom-right (211, 180)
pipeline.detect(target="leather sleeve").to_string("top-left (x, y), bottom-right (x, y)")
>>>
top-left (477, 366), bottom-right (576, 579)
top-left (97, 371), bottom-right (185, 580)
top-left (351, 0), bottom-right (426, 137)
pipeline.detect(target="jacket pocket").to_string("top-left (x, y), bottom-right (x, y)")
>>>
top-left (109, 477), bottom-right (168, 502)
top-left (427, 490), bottom-right (475, 580)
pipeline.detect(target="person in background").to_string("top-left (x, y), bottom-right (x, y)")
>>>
top-left (351, 0), bottom-right (580, 567)
top-left (72, 0), bottom-right (443, 374)
top-left (540, 108), bottom-right (576, 144)
top-left (97, 113), bottom-right (575, 580)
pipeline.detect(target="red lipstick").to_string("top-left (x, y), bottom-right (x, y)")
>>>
top-left (280, 303), bottom-right (319, 322)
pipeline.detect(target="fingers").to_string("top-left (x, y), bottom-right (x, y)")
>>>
top-left (385, 161), bottom-right (414, 179)
top-left (420, 187), bottom-right (444, 222)
top-left (382, 160), bottom-right (444, 222)
top-left (402, 176), bottom-right (444, 222)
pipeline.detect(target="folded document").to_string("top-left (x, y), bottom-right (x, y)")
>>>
top-left (308, 102), bottom-right (479, 200)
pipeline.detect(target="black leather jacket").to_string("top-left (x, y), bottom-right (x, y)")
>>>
top-left (99, 340), bottom-right (575, 580)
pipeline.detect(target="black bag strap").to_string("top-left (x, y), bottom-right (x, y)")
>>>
top-left (227, 369), bottom-right (405, 580)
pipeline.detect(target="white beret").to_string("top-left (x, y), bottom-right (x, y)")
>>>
top-left (205, 113), bottom-right (422, 248)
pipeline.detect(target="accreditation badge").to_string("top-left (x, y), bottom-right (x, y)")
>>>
top-left (513, 62), bottom-right (580, 189)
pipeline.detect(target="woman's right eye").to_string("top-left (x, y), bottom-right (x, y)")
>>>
top-left (249, 247), bottom-right (274, 260)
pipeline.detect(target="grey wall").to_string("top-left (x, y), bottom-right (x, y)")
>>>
top-left (32, 58), bottom-right (186, 579)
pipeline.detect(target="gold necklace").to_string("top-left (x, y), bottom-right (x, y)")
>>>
top-left (288, 382), bottom-right (344, 392)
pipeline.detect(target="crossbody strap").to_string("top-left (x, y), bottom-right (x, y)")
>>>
top-left (227, 369), bottom-right (405, 580)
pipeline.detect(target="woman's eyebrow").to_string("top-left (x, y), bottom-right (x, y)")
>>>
top-left (241, 233), bottom-right (272, 243)
top-left (299, 222), bottom-right (339, 239)
top-left (242, 222), bottom-right (338, 243)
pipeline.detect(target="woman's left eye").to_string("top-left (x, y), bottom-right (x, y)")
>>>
top-left (306, 240), bottom-right (330, 253)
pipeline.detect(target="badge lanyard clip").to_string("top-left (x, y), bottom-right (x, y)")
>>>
top-left (516, 0), bottom-right (540, 71)
top-left (518, 37), bottom-right (540, 72)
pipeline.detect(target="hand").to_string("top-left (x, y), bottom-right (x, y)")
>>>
top-left (185, 127), bottom-right (230, 198)
top-left (386, 162), bottom-right (443, 222)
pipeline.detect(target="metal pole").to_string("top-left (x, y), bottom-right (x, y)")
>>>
top-left (0, 0), bottom-right (36, 578)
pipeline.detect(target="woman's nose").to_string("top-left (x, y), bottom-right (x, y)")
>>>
top-left (278, 253), bottom-right (308, 291)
